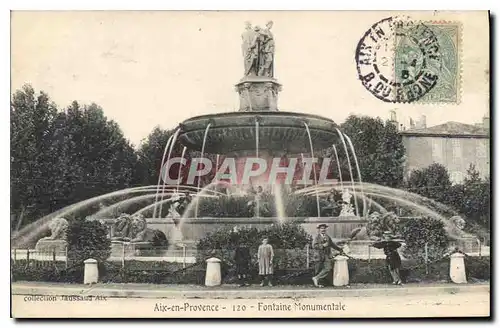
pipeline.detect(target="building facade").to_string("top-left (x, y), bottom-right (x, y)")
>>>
top-left (399, 120), bottom-right (490, 184)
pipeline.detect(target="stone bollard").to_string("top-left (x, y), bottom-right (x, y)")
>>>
top-left (450, 252), bottom-right (467, 284)
top-left (205, 257), bottom-right (222, 287)
top-left (333, 255), bottom-right (349, 287)
top-left (84, 258), bottom-right (99, 284)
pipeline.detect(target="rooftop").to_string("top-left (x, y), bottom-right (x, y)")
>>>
top-left (400, 121), bottom-right (489, 138)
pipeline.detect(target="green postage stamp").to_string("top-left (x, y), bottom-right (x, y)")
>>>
top-left (356, 17), bottom-right (462, 104)
top-left (394, 21), bottom-right (462, 104)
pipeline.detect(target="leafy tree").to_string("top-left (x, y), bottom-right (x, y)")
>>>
top-left (445, 165), bottom-right (490, 229)
top-left (406, 163), bottom-right (452, 203)
top-left (11, 85), bottom-right (138, 229)
top-left (50, 101), bottom-right (138, 208)
top-left (10, 85), bottom-right (59, 227)
top-left (339, 115), bottom-right (405, 187)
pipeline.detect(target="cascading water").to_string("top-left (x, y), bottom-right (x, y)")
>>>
top-left (304, 122), bottom-right (321, 218)
top-left (153, 134), bottom-right (175, 219)
top-left (158, 128), bottom-right (181, 218)
top-left (92, 194), bottom-right (159, 218)
top-left (332, 144), bottom-right (344, 190)
top-left (195, 123), bottom-right (212, 218)
top-left (294, 182), bottom-right (466, 239)
top-left (12, 185), bottom-right (159, 247)
top-left (273, 183), bottom-right (286, 222)
top-left (336, 128), bottom-right (359, 215)
top-left (255, 119), bottom-right (260, 217)
top-left (344, 134), bottom-right (366, 216)
top-left (176, 146), bottom-right (187, 192)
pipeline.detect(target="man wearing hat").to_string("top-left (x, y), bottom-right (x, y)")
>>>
top-left (312, 223), bottom-right (344, 287)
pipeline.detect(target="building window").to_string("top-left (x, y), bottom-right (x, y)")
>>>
top-left (452, 139), bottom-right (462, 162)
top-left (432, 138), bottom-right (443, 162)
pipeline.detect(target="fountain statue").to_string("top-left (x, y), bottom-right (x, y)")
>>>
top-left (35, 217), bottom-right (69, 253)
top-left (110, 213), bottom-right (168, 256)
top-left (166, 194), bottom-right (183, 219)
top-left (242, 21), bottom-right (275, 78)
top-left (339, 189), bottom-right (355, 216)
top-left (111, 213), bottom-right (134, 241)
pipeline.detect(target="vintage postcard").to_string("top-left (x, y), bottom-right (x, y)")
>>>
top-left (10, 10), bottom-right (490, 318)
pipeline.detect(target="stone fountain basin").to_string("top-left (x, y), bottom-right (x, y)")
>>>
top-left (178, 111), bottom-right (339, 155)
top-left (102, 216), bottom-right (366, 247)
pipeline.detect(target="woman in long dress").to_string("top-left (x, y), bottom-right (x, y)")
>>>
top-left (258, 237), bottom-right (274, 286)
top-left (383, 243), bottom-right (402, 285)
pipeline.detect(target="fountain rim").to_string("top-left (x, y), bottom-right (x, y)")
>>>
top-left (176, 111), bottom-right (341, 155)
top-left (178, 110), bottom-right (337, 127)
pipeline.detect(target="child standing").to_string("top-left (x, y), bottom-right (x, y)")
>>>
top-left (258, 237), bottom-right (274, 286)
top-left (234, 243), bottom-right (251, 287)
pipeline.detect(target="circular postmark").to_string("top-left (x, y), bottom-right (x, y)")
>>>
top-left (355, 16), bottom-right (442, 103)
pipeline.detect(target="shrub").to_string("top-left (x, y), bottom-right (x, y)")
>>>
top-left (196, 223), bottom-right (312, 273)
top-left (401, 217), bottom-right (449, 262)
top-left (11, 261), bottom-right (83, 283)
top-left (465, 256), bottom-right (490, 281)
top-left (66, 218), bottom-right (111, 266)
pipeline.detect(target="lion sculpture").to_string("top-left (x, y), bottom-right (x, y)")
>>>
top-left (42, 217), bottom-right (69, 240)
top-left (111, 213), bottom-right (168, 247)
top-left (35, 217), bottom-right (69, 252)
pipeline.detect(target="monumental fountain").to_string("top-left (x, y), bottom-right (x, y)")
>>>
top-left (11, 21), bottom-right (484, 261)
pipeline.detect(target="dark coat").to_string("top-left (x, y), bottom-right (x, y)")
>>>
top-left (312, 233), bottom-right (343, 262)
top-left (234, 246), bottom-right (252, 274)
top-left (384, 247), bottom-right (402, 270)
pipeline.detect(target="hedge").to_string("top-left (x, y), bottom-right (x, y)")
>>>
top-left (196, 223), bottom-right (312, 269)
top-left (11, 256), bottom-right (490, 285)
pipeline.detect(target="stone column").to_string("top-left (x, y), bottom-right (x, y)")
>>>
top-left (205, 257), bottom-right (222, 286)
top-left (333, 255), bottom-right (350, 287)
top-left (84, 258), bottom-right (99, 284)
top-left (235, 76), bottom-right (281, 112)
top-left (450, 252), bottom-right (467, 284)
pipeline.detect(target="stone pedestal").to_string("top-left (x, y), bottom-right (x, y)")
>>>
top-left (450, 252), bottom-right (467, 284)
top-left (333, 255), bottom-right (349, 287)
top-left (84, 258), bottom-right (98, 284)
top-left (205, 257), bottom-right (222, 286)
top-left (35, 239), bottom-right (67, 254)
top-left (235, 76), bottom-right (282, 111)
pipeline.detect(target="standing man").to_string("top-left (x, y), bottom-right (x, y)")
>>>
top-left (312, 224), bottom-right (344, 288)
top-left (241, 22), bottom-right (260, 76)
top-left (257, 21), bottom-right (275, 77)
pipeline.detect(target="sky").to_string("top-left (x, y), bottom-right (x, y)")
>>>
top-left (11, 11), bottom-right (489, 146)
